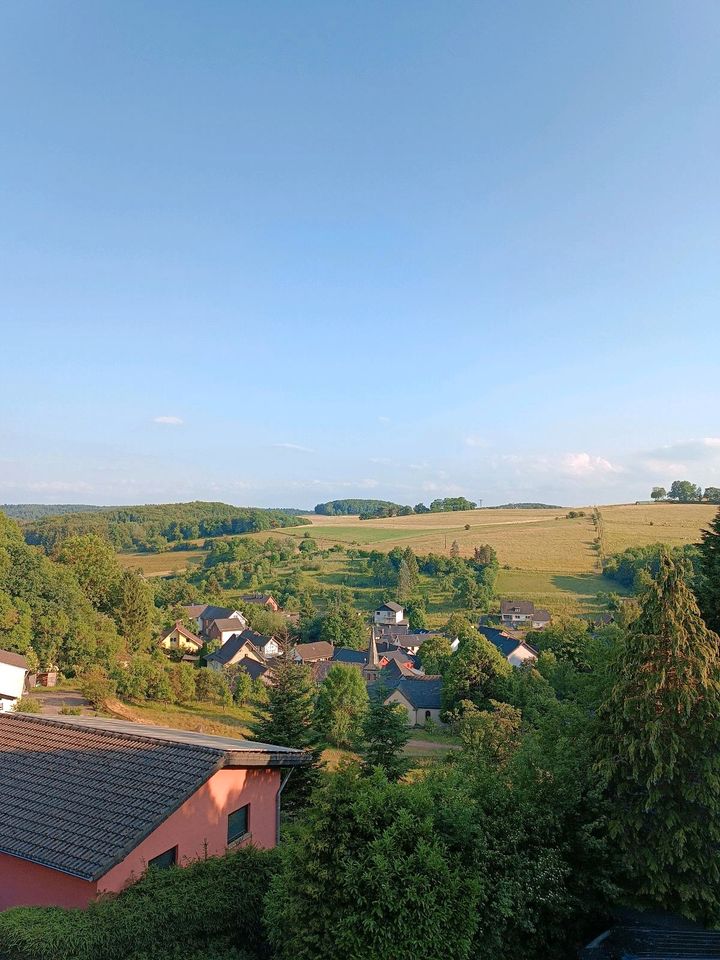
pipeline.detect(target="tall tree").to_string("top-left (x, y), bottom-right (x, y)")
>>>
top-left (361, 685), bottom-right (410, 781)
top-left (668, 480), bottom-right (702, 503)
top-left (251, 656), bottom-right (322, 812)
top-left (697, 508), bottom-right (720, 634)
top-left (112, 570), bottom-right (153, 648)
top-left (650, 486), bottom-right (667, 502)
top-left (315, 664), bottom-right (369, 748)
top-left (595, 552), bottom-right (720, 920)
top-left (442, 634), bottom-right (511, 713)
top-left (396, 560), bottom-right (415, 602)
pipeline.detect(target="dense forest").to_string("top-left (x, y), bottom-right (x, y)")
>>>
top-left (22, 502), bottom-right (309, 553)
top-left (314, 497), bottom-right (479, 519)
top-left (0, 504), bottom-right (107, 521)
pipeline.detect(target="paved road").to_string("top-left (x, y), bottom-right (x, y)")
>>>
top-left (32, 687), bottom-right (92, 715)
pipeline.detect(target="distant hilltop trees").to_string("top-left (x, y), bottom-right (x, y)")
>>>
top-left (0, 504), bottom-right (107, 521)
top-left (314, 497), bottom-right (478, 519)
top-left (650, 482), bottom-right (720, 504)
top-left (21, 501), bottom-right (309, 553)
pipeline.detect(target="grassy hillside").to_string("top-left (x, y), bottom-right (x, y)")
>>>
top-left (117, 502), bottom-right (716, 618)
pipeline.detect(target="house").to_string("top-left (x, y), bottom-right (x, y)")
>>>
top-left (480, 625), bottom-right (538, 667)
top-left (389, 630), bottom-right (442, 656)
top-left (373, 602), bottom-right (406, 628)
top-left (205, 631), bottom-right (267, 672)
top-left (0, 714), bottom-right (305, 911)
top-left (385, 676), bottom-right (443, 726)
top-left (184, 605), bottom-right (248, 636)
top-left (237, 659), bottom-right (274, 686)
top-left (159, 621), bottom-right (203, 658)
top-left (500, 600), bottom-right (551, 630)
top-left (208, 617), bottom-right (254, 646)
top-left (241, 594), bottom-right (280, 613)
top-left (0, 650), bottom-right (30, 713)
top-left (245, 630), bottom-right (282, 659)
top-left (332, 647), bottom-right (368, 666)
top-left (293, 641), bottom-right (334, 664)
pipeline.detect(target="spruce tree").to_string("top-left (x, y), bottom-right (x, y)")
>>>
top-left (250, 656), bottom-right (322, 812)
top-left (596, 551), bottom-right (720, 920)
top-left (361, 684), bottom-right (411, 781)
top-left (698, 507), bottom-right (720, 634)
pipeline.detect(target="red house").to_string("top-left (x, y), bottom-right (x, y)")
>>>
top-left (0, 714), bottom-right (305, 911)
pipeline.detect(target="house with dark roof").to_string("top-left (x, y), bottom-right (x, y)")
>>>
top-left (0, 714), bottom-right (305, 911)
top-left (0, 649), bottom-right (30, 713)
top-left (240, 594), bottom-right (280, 612)
top-left (373, 602), bottom-right (407, 630)
top-left (332, 647), bottom-right (368, 666)
top-left (208, 616), bottom-right (255, 646)
top-left (205, 631), bottom-right (267, 672)
top-left (159, 621), bottom-right (203, 659)
top-left (479, 625), bottom-right (538, 667)
top-left (500, 600), bottom-right (551, 629)
top-left (385, 676), bottom-right (443, 726)
top-left (184, 605), bottom-right (248, 637)
top-left (292, 641), bottom-right (334, 664)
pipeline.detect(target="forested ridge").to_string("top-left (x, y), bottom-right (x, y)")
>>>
top-left (1, 504), bottom-right (108, 521)
top-left (22, 501), bottom-right (309, 553)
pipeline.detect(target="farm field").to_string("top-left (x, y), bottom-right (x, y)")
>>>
top-left (117, 503), bottom-right (717, 615)
top-left (119, 548), bottom-right (207, 576)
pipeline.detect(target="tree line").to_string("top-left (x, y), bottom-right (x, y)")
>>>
top-left (314, 497), bottom-right (478, 519)
top-left (22, 501), bottom-right (308, 553)
top-left (650, 481), bottom-right (720, 503)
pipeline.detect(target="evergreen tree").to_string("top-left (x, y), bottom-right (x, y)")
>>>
top-left (251, 656), bottom-right (322, 812)
top-left (595, 551), bottom-right (720, 920)
top-left (697, 508), bottom-right (720, 634)
top-left (361, 685), bottom-right (410, 781)
top-left (112, 570), bottom-right (153, 649)
top-left (315, 664), bottom-right (369, 747)
top-left (396, 560), bottom-right (414, 602)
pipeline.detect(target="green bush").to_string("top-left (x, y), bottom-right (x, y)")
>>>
top-left (12, 696), bottom-right (42, 714)
top-left (0, 847), bottom-right (276, 960)
top-left (59, 705), bottom-right (82, 716)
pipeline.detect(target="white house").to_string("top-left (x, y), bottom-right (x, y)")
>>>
top-left (373, 602), bottom-right (405, 627)
top-left (0, 650), bottom-right (30, 712)
top-left (500, 600), bottom-right (551, 630)
top-left (480, 626), bottom-right (538, 667)
top-left (207, 616), bottom-right (252, 646)
top-left (184, 605), bottom-right (248, 636)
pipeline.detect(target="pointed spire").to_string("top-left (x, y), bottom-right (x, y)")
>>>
top-left (368, 627), bottom-right (379, 668)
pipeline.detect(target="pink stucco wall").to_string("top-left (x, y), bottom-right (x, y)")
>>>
top-left (0, 854), bottom-right (96, 910)
top-left (0, 765), bottom-right (281, 911)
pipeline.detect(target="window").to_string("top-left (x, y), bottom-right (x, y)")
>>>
top-left (227, 804), bottom-right (250, 844)
top-left (149, 847), bottom-right (177, 870)
top-left (425, 710), bottom-right (432, 721)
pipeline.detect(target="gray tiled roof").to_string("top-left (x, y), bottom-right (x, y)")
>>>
top-left (394, 677), bottom-right (443, 710)
top-left (0, 714), bottom-right (305, 881)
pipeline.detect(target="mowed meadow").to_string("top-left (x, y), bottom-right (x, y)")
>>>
top-left (118, 503), bottom-right (718, 617)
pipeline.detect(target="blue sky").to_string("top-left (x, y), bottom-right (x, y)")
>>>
top-left (1, 1), bottom-right (719, 508)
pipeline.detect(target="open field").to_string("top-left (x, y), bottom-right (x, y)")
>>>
top-left (117, 503), bottom-right (717, 615)
top-left (598, 503), bottom-right (716, 554)
top-left (119, 548), bottom-right (208, 576)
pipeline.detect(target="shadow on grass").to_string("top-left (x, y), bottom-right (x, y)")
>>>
top-left (549, 573), bottom-right (629, 606)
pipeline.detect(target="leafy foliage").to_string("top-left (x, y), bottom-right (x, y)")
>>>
top-left (0, 847), bottom-right (275, 960)
top-left (697, 507), bottom-right (720, 633)
top-left (595, 552), bottom-right (720, 920)
top-left (315, 664), bottom-right (368, 748)
top-left (361, 685), bottom-right (411, 780)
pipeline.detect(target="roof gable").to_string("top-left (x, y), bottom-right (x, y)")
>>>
top-left (0, 715), bottom-right (303, 882)
top-left (0, 649), bottom-right (28, 670)
top-left (394, 677), bottom-right (443, 710)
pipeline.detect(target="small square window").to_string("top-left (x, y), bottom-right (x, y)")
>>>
top-left (149, 847), bottom-right (177, 870)
top-left (227, 804), bottom-right (250, 844)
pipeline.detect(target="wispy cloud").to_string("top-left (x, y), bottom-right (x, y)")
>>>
top-left (153, 415), bottom-right (184, 426)
top-left (561, 452), bottom-right (621, 477)
top-left (272, 442), bottom-right (315, 453)
top-left (464, 435), bottom-right (486, 448)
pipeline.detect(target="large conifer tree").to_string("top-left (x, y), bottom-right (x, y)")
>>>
top-left (596, 551), bottom-right (720, 920)
top-left (698, 508), bottom-right (720, 634)
top-left (250, 656), bottom-right (322, 812)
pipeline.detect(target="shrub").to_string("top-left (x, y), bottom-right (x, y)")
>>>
top-left (59, 705), bottom-right (82, 716)
top-left (79, 667), bottom-right (117, 709)
top-left (0, 847), bottom-right (276, 960)
top-left (13, 696), bottom-right (42, 714)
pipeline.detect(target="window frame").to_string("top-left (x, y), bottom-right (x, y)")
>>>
top-left (227, 803), bottom-right (251, 845)
top-left (148, 846), bottom-right (178, 870)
